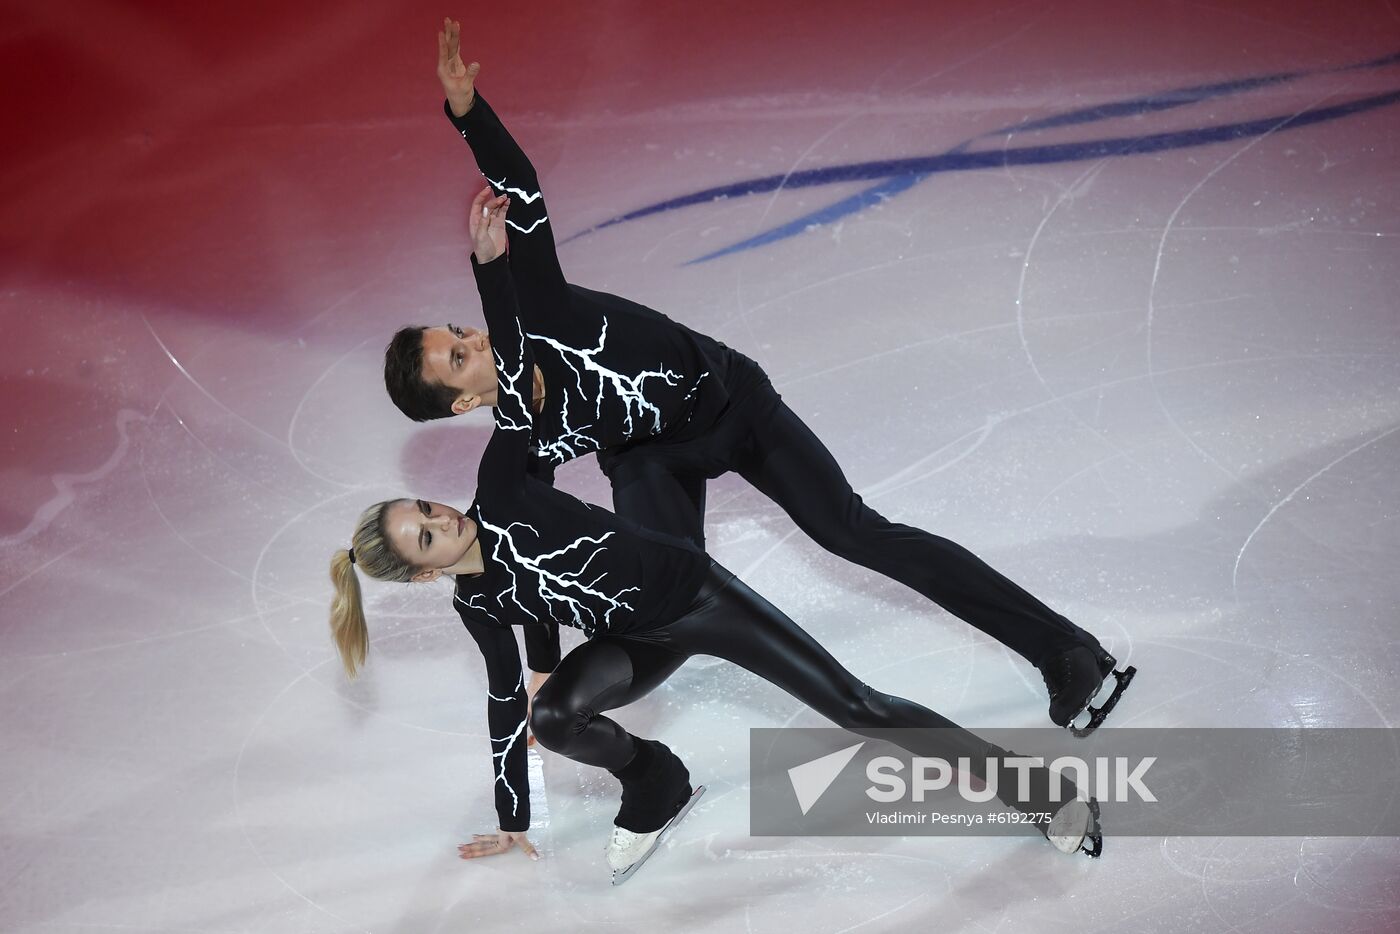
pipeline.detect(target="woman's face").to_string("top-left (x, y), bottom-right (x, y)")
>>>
top-left (383, 499), bottom-right (476, 575)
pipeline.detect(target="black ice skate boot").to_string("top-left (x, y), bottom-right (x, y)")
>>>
top-left (1038, 642), bottom-right (1136, 737)
top-left (607, 739), bottom-right (706, 885)
top-left (989, 748), bottom-right (1103, 858)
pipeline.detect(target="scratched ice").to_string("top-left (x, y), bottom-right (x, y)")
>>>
top-left (3, 2), bottom-right (1400, 933)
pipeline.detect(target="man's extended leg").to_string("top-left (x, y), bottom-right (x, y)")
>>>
top-left (733, 400), bottom-right (1093, 667)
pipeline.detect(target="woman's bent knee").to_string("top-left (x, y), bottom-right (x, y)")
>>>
top-left (529, 699), bottom-right (587, 752)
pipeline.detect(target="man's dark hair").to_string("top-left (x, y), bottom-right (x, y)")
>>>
top-left (383, 327), bottom-right (458, 422)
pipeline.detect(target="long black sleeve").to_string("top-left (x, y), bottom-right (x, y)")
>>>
top-left (522, 621), bottom-right (561, 673)
top-left (450, 253), bottom-right (544, 834)
top-left (471, 253), bottom-right (534, 483)
top-left (456, 599), bottom-right (531, 832)
top-left (446, 91), bottom-right (739, 472)
top-left (470, 253), bottom-right (559, 674)
top-left (446, 93), bottom-right (570, 318)
top-left (453, 102), bottom-right (711, 648)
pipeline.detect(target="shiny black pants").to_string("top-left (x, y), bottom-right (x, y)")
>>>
top-left (528, 562), bottom-right (995, 771)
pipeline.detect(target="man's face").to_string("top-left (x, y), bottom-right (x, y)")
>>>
top-left (420, 324), bottom-right (495, 413)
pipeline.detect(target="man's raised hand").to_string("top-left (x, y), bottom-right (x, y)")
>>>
top-left (437, 17), bottom-right (479, 117)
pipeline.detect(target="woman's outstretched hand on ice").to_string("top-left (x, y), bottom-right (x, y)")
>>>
top-left (437, 16), bottom-right (478, 117)
top-left (458, 830), bottom-right (540, 861)
top-left (469, 187), bottom-right (510, 263)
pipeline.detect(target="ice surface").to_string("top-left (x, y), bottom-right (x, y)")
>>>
top-left (3, 0), bottom-right (1399, 931)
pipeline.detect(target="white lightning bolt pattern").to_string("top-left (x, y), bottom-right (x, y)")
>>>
top-left (454, 589), bottom-right (529, 820)
top-left (484, 173), bottom-right (544, 204)
top-left (475, 510), bottom-right (639, 637)
top-left (531, 340), bottom-right (598, 464)
top-left (492, 319), bottom-right (533, 434)
top-left (456, 591), bottom-right (501, 625)
top-left (482, 519), bottom-right (541, 625)
top-left (506, 216), bottom-right (550, 234)
top-left (527, 317), bottom-right (685, 456)
top-left (532, 425), bottom-right (596, 465)
top-left (485, 670), bottom-right (523, 704)
top-left (491, 714), bottom-right (528, 817)
top-left (681, 371), bottom-right (709, 406)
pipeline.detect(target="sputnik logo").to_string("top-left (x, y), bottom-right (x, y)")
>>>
top-left (788, 741), bottom-right (865, 816)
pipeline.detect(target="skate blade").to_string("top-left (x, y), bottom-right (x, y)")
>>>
top-left (1069, 666), bottom-right (1136, 738)
top-left (1081, 798), bottom-right (1104, 858)
top-left (610, 785), bottom-right (706, 887)
top-left (1067, 674), bottom-right (1115, 730)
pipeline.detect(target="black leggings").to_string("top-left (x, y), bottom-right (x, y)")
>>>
top-left (607, 396), bottom-right (1092, 667)
top-left (529, 562), bottom-right (996, 771)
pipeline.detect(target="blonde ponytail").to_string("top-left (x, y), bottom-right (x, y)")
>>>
top-left (329, 548), bottom-right (369, 678)
top-left (328, 500), bottom-right (421, 679)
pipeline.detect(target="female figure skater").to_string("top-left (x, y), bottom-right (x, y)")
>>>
top-left (329, 187), bottom-right (1102, 885)
top-left (382, 20), bottom-right (1134, 738)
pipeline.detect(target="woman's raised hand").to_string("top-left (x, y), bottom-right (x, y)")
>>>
top-left (469, 187), bottom-right (510, 263)
top-left (458, 829), bottom-right (540, 861)
top-left (437, 17), bottom-right (479, 117)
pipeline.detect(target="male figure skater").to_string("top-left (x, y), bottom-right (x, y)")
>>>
top-left (384, 17), bottom-right (1134, 734)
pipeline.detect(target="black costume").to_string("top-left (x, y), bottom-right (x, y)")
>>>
top-left (458, 249), bottom-right (1009, 836)
top-left (445, 94), bottom-right (1098, 684)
